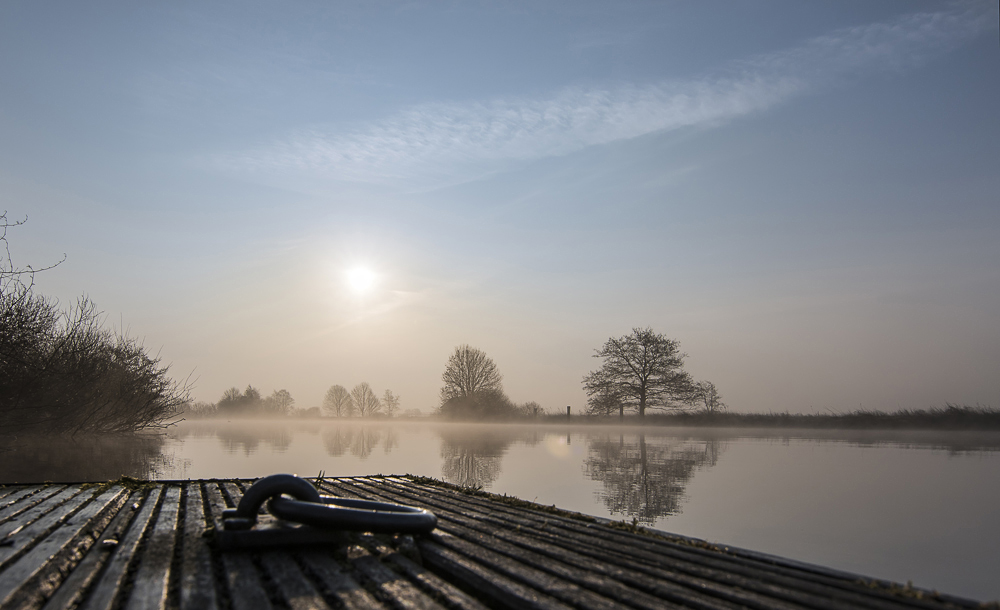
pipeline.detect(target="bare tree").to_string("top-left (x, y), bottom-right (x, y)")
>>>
top-left (351, 382), bottom-right (381, 417)
top-left (582, 328), bottom-right (697, 419)
top-left (439, 345), bottom-right (516, 419)
top-left (696, 381), bottom-right (726, 414)
top-left (382, 389), bottom-right (400, 418)
top-left (323, 384), bottom-right (354, 417)
top-left (440, 344), bottom-right (503, 402)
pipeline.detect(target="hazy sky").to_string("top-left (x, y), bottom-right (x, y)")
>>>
top-left (3, 1), bottom-right (998, 414)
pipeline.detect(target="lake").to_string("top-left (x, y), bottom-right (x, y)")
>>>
top-left (3, 420), bottom-right (998, 601)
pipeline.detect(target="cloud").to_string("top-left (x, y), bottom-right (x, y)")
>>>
top-left (220, 4), bottom-right (996, 187)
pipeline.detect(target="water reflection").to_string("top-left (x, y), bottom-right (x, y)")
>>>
top-left (438, 425), bottom-right (544, 488)
top-left (322, 427), bottom-right (354, 457)
top-left (322, 426), bottom-right (400, 459)
top-left (5, 423), bottom-right (1000, 486)
top-left (0, 433), bottom-right (181, 483)
top-left (216, 424), bottom-right (292, 455)
top-left (4, 422), bottom-right (997, 601)
top-left (585, 434), bottom-right (723, 525)
top-left (439, 433), bottom-right (509, 488)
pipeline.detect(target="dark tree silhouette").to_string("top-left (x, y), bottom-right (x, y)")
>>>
top-left (441, 344), bottom-right (503, 401)
top-left (582, 327), bottom-right (698, 418)
top-left (439, 345), bottom-right (516, 419)
top-left (1, 294), bottom-right (189, 433)
top-left (217, 385), bottom-right (263, 416)
top-left (695, 381), bottom-right (727, 413)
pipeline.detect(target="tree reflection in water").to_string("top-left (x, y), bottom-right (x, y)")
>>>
top-left (438, 427), bottom-right (543, 488)
top-left (321, 426), bottom-right (398, 460)
top-left (216, 424), bottom-right (292, 456)
top-left (585, 434), bottom-right (724, 525)
top-left (323, 427), bottom-right (354, 457)
top-left (0, 433), bottom-right (177, 483)
top-left (350, 427), bottom-right (382, 459)
top-left (382, 427), bottom-right (399, 454)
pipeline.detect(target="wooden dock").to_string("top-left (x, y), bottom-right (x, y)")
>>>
top-left (0, 476), bottom-right (988, 609)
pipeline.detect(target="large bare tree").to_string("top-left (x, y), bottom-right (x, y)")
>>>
top-left (350, 382), bottom-right (381, 417)
top-left (440, 344), bottom-right (503, 402)
top-left (582, 327), bottom-right (697, 418)
top-left (439, 345), bottom-right (514, 419)
top-left (323, 384), bottom-right (354, 417)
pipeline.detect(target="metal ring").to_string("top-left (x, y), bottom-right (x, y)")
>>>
top-left (268, 495), bottom-right (438, 534)
top-left (222, 474), bottom-right (322, 530)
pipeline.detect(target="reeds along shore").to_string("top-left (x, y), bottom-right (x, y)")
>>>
top-left (175, 403), bottom-right (1000, 430)
top-left (552, 404), bottom-right (1000, 430)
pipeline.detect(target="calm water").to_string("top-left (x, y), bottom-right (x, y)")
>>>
top-left (3, 420), bottom-right (999, 601)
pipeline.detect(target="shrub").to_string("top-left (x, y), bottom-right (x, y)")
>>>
top-left (0, 290), bottom-right (188, 434)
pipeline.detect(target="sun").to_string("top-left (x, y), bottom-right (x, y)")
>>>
top-left (345, 266), bottom-right (377, 294)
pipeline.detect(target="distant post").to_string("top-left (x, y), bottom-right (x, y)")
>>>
top-left (566, 405), bottom-right (571, 419)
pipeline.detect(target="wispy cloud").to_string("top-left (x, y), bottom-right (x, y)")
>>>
top-left (219, 4), bottom-right (995, 187)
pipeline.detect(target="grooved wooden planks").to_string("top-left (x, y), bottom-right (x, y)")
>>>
top-left (0, 478), bottom-right (987, 610)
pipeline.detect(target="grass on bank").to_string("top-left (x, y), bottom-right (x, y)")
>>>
top-left (551, 404), bottom-right (1000, 430)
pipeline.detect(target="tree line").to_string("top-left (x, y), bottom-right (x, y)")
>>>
top-left (186, 329), bottom-right (723, 423)
top-left (322, 383), bottom-right (400, 418)
top-left (184, 383), bottom-right (402, 419)
top-left (435, 329), bottom-right (724, 421)
top-left (3, 211), bottom-right (727, 431)
top-left (185, 385), bottom-right (297, 418)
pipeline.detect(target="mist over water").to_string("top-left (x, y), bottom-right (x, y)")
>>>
top-left (3, 420), bottom-right (998, 600)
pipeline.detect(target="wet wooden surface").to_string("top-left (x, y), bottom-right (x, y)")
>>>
top-left (0, 476), bottom-right (987, 609)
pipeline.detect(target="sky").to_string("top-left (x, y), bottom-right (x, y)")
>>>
top-left (1, 1), bottom-right (998, 414)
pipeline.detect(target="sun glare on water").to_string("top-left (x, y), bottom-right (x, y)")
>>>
top-left (345, 266), bottom-right (377, 294)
